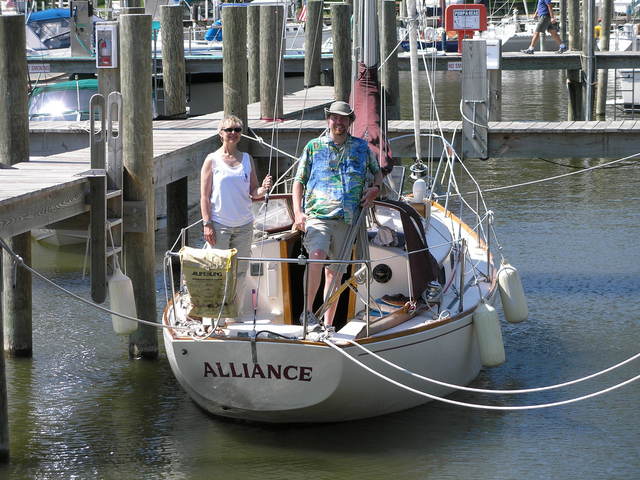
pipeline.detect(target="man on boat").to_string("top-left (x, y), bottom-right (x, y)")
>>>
top-left (520, 0), bottom-right (567, 54)
top-left (292, 101), bottom-right (384, 331)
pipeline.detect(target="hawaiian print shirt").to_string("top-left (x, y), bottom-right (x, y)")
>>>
top-left (294, 134), bottom-right (380, 224)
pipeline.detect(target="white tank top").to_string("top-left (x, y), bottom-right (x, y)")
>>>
top-left (209, 151), bottom-right (254, 227)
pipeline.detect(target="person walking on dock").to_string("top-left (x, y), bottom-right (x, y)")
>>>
top-left (521, 0), bottom-right (567, 54)
top-left (292, 101), bottom-right (384, 331)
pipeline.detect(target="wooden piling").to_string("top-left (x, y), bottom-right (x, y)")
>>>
top-left (304, 0), bottom-right (323, 88)
top-left (166, 178), bottom-right (188, 249)
top-left (260, 5), bottom-right (284, 120)
top-left (582, 0), bottom-right (596, 120)
top-left (247, 5), bottom-right (260, 104)
top-left (595, 0), bottom-right (613, 120)
top-left (160, 5), bottom-right (187, 118)
top-left (120, 14), bottom-right (158, 358)
top-left (0, 15), bottom-right (32, 358)
top-left (461, 39), bottom-right (488, 160)
top-left (381, 0), bottom-right (399, 119)
top-left (332, 3), bottom-right (352, 103)
top-left (0, 279), bottom-right (7, 463)
top-left (223, 5), bottom-right (248, 128)
top-left (567, 0), bottom-right (583, 120)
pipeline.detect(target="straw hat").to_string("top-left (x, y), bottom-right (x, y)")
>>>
top-left (324, 101), bottom-right (355, 120)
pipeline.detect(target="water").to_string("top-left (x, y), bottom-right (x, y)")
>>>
top-left (2, 71), bottom-right (640, 479)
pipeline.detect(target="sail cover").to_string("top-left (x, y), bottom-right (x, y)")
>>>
top-left (350, 0), bottom-right (393, 174)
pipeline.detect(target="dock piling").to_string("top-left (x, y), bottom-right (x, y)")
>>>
top-left (259, 5), bottom-right (284, 120)
top-left (160, 5), bottom-right (187, 118)
top-left (304, 0), bottom-right (323, 88)
top-left (223, 4), bottom-right (248, 128)
top-left (247, 5), bottom-right (261, 104)
top-left (596, 0), bottom-right (613, 120)
top-left (1, 15), bottom-right (32, 358)
top-left (461, 39), bottom-right (488, 160)
top-left (331, 3), bottom-right (352, 103)
top-left (120, 14), bottom-right (158, 358)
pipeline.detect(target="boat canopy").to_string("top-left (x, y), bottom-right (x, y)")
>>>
top-left (27, 8), bottom-right (71, 23)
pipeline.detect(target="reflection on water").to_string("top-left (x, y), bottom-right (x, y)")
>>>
top-left (2, 71), bottom-right (640, 479)
top-left (30, 238), bottom-right (88, 274)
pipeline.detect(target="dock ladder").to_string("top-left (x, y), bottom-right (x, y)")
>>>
top-left (89, 92), bottom-right (124, 303)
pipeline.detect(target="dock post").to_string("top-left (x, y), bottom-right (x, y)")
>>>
top-left (595, 1), bottom-right (612, 120)
top-left (0, 283), bottom-right (7, 463)
top-left (260, 5), bottom-right (284, 120)
top-left (582, 0), bottom-right (596, 120)
top-left (332, 3), bottom-right (352, 103)
top-left (223, 5), bottom-right (248, 124)
top-left (160, 5), bottom-right (187, 118)
top-left (461, 39), bottom-right (488, 160)
top-left (304, 0), bottom-right (323, 88)
top-left (0, 15), bottom-right (32, 358)
top-left (161, 3), bottom-right (190, 255)
top-left (247, 5), bottom-right (261, 104)
top-left (120, 14), bottom-right (158, 358)
top-left (381, 0), bottom-right (399, 119)
top-left (0, 14), bottom-right (28, 463)
top-left (567, 0), bottom-right (583, 120)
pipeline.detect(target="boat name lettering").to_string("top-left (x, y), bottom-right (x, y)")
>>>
top-left (203, 361), bottom-right (312, 382)
top-left (190, 270), bottom-right (223, 277)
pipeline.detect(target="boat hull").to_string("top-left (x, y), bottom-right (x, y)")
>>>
top-left (163, 314), bottom-right (481, 423)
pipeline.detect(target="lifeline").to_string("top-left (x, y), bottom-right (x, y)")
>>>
top-left (204, 361), bottom-right (313, 382)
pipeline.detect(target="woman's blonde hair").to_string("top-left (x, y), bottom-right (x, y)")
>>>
top-left (218, 115), bottom-right (244, 131)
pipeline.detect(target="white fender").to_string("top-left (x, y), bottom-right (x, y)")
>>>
top-left (108, 267), bottom-right (138, 335)
top-left (473, 302), bottom-right (506, 367)
top-left (497, 262), bottom-right (528, 323)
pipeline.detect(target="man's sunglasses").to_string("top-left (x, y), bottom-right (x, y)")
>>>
top-left (222, 127), bottom-right (242, 133)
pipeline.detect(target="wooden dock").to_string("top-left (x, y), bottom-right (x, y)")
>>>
top-left (27, 51), bottom-right (640, 76)
top-left (3, 86), bottom-right (640, 238)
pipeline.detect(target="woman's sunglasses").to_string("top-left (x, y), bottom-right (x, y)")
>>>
top-left (222, 127), bottom-right (242, 133)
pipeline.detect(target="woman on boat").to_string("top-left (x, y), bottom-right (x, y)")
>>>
top-left (200, 115), bottom-right (272, 311)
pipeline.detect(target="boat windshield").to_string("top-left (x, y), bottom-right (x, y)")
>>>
top-left (28, 18), bottom-right (71, 50)
top-left (28, 86), bottom-right (97, 121)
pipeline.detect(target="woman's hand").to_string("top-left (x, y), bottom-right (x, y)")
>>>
top-left (260, 175), bottom-right (273, 196)
top-left (203, 222), bottom-right (216, 246)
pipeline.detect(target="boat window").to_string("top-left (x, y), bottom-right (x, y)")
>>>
top-left (29, 18), bottom-right (71, 49)
top-left (28, 86), bottom-right (98, 122)
top-left (252, 197), bottom-right (294, 233)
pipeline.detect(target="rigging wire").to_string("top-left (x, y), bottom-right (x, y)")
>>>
top-left (341, 338), bottom-right (640, 396)
top-left (323, 338), bottom-right (640, 411)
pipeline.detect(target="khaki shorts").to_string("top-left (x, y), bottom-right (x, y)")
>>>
top-left (303, 218), bottom-right (352, 272)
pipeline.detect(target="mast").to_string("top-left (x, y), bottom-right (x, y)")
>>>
top-left (406, 0), bottom-right (422, 162)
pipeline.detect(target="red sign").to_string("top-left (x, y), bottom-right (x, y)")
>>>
top-left (445, 4), bottom-right (488, 53)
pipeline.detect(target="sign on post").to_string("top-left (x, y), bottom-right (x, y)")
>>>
top-left (95, 23), bottom-right (118, 69)
top-left (444, 5), bottom-right (487, 53)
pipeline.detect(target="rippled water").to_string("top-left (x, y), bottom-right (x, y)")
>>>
top-left (2, 71), bottom-right (639, 479)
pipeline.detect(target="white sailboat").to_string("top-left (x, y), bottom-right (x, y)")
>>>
top-left (161, 0), bottom-right (524, 423)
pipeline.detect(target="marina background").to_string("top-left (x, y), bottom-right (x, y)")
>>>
top-left (1, 69), bottom-right (639, 478)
